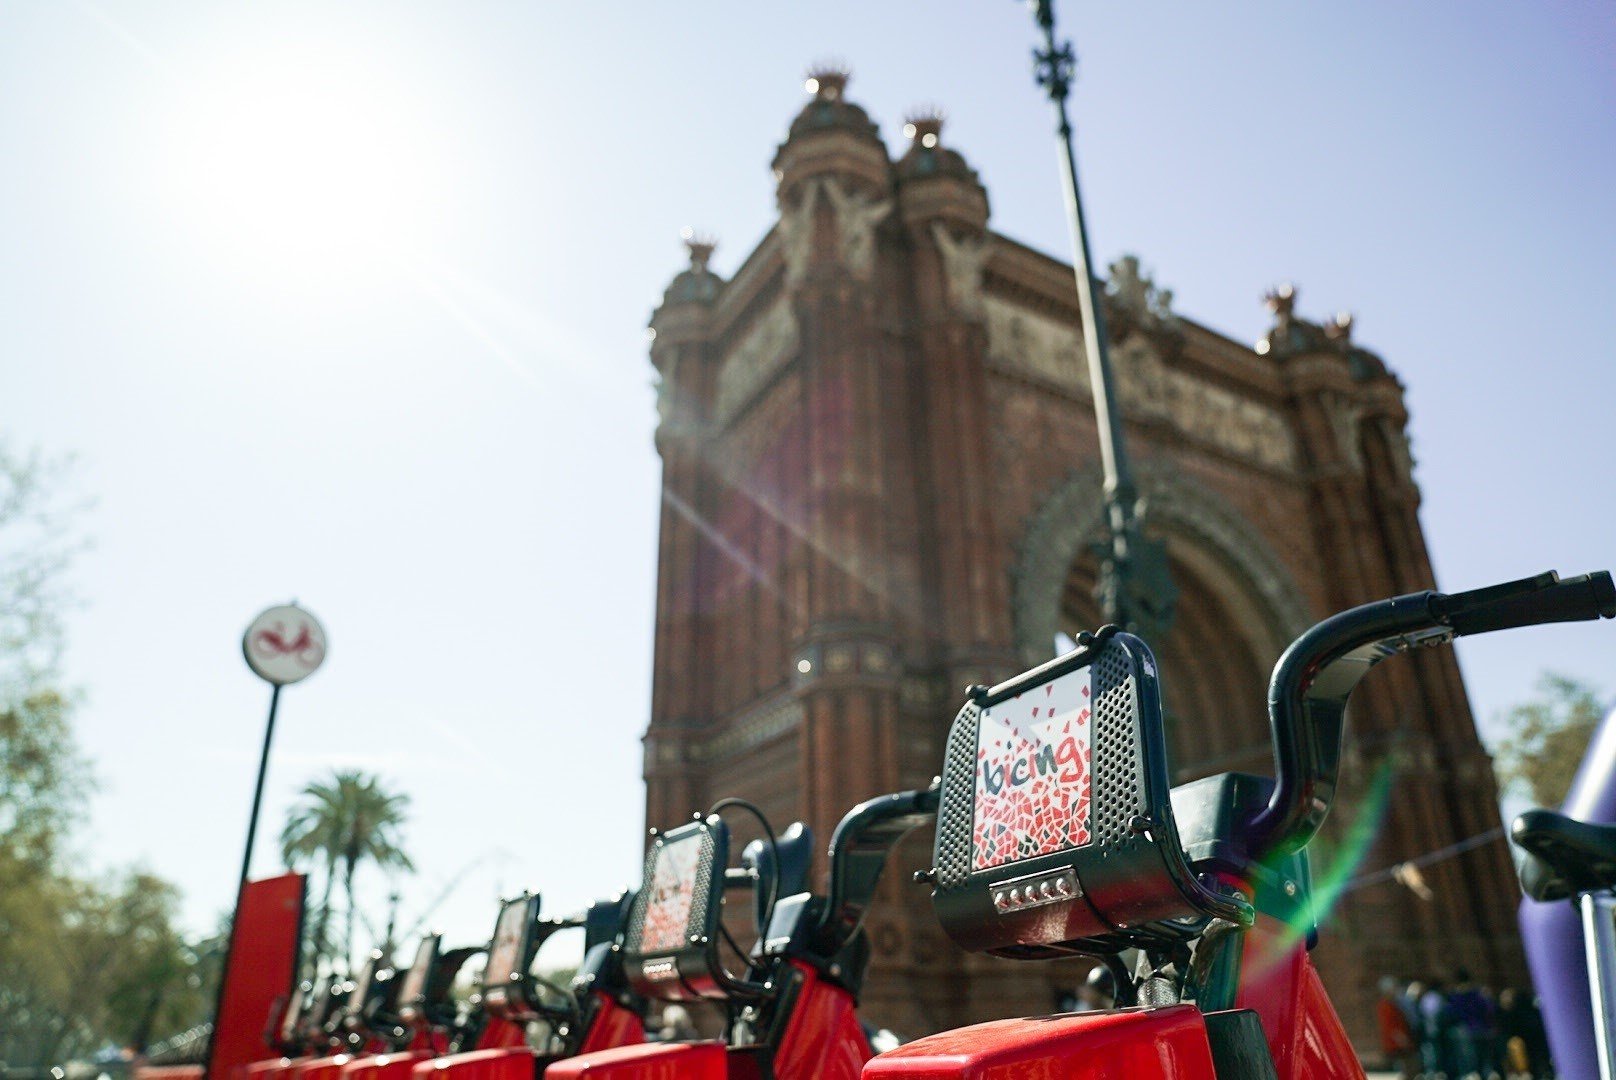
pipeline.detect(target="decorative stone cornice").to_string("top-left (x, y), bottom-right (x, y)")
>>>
top-left (689, 691), bottom-right (805, 766)
top-left (648, 303), bottom-right (713, 361)
top-left (791, 633), bottom-right (901, 691)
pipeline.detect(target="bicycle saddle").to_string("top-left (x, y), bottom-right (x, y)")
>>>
top-left (1513, 808), bottom-right (1616, 901)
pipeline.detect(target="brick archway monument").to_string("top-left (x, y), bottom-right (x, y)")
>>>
top-left (640, 70), bottom-right (1524, 1051)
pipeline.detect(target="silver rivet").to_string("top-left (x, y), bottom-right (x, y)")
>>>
top-left (1284, 880), bottom-right (1298, 897)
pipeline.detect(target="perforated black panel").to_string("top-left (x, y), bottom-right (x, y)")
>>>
top-left (688, 827), bottom-right (717, 939)
top-left (623, 846), bottom-right (659, 952)
top-left (1090, 643), bottom-right (1144, 852)
top-left (935, 701), bottom-right (980, 890)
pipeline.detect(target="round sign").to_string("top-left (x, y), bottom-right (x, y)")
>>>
top-left (243, 604), bottom-right (327, 685)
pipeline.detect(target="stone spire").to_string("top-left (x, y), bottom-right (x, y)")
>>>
top-left (772, 66), bottom-right (889, 202)
top-left (896, 108), bottom-right (979, 190)
top-left (657, 228), bottom-right (723, 309)
top-left (1257, 282), bottom-right (1385, 379)
top-left (772, 69), bottom-right (894, 289)
top-left (895, 109), bottom-right (988, 229)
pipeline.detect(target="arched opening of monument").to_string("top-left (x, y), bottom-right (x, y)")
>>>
top-left (1056, 537), bottom-right (1279, 783)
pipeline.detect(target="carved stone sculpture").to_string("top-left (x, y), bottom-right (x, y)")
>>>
top-left (820, 176), bottom-right (892, 281)
top-left (778, 180), bottom-right (820, 287)
top-left (929, 221), bottom-right (990, 320)
top-left (1106, 254), bottom-right (1179, 336)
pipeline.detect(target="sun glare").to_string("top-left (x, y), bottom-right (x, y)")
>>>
top-left (161, 45), bottom-right (448, 287)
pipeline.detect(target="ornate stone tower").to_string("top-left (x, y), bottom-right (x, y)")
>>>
top-left (641, 70), bottom-right (1523, 1050)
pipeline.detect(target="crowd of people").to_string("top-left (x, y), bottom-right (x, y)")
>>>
top-left (1377, 971), bottom-right (1553, 1079)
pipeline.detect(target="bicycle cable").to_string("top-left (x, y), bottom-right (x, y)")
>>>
top-left (704, 796), bottom-right (781, 989)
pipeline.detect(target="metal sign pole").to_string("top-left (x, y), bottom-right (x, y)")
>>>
top-left (235, 683), bottom-right (283, 906)
top-left (204, 604), bottom-right (327, 1074)
top-left (1023, 0), bottom-right (1176, 642)
top-left (204, 683), bottom-right (281, 1075)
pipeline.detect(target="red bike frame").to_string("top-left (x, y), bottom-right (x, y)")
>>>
top-left (1232, 918), bottom-right (1363, 1080)
top-left (863, 921), bottom-right (1364, 1080)
top-left (549, 961), bottom-right (868, 1080)
top-left (865, 1006), bottom-right (1220, 1078)
top-left (410, 990), bottom-right (646, 1080)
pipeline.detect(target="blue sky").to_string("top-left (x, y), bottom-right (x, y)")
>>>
top-left (2, 2), bottom-right (1612, 956)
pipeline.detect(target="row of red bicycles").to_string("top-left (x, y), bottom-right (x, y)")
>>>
top-left (176, 569), bottom-right (1616, 1079)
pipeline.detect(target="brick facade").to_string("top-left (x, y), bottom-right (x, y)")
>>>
top-left (640, 72), bottom-right (1523, 1051)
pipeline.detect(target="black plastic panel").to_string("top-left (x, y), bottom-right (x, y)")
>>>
top-left (481, 893), bottom-right (540, 1018)
top-left (394, 934), bottom-right (438, 1027)
top-left (622, 817), bottom-right (729, 1001)
top-left (931, 629), bottom-right (1249, 957)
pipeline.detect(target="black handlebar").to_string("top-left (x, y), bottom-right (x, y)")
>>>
top-left (1433, 571), bottom-right (1616, 636)
top-left (814, 784), bottom-right (941, 953)
top-left (1247, 569), bottom-right (1614, 859)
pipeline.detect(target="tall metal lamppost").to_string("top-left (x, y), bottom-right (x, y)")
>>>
top-left (1023, 0), bottom-right (1176, 642)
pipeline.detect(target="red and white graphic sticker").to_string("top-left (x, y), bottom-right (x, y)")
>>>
top-left (243, 604), bottom-right (327, 686)
top-left (970, 665), bottom-right (1094, 871)
top-left (484, 901), bottom-right (529, 986)
top-left (397, 936), bottom-right (434, 1007)
top-left (639, 834), bottom-right (700, 953)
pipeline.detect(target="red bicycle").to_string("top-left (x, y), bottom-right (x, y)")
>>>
top-left (407, 890), bottom-right (646, 1080)
top-left (549, 570), bottom-right (1613, 1078)
top-left (548, 791), bottom-right (937, 1078)
top-left (868, 569), bottom-right (1614, 1078)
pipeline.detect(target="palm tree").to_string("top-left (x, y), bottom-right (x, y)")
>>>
top-left (280, 770), bottom-right (413, 974)
top-left (280, 782), bottom-right (341, 974)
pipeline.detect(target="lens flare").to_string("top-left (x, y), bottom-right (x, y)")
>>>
top-left (1244, 757), bottom-right (1397, 978)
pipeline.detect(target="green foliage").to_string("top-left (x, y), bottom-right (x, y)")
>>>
top-left (0, 869), bottom-right (219, 1065)
top-left (0, 441), bottom-right (86, 696)
top-left (280, 769), bottom-right (413, 974)
top-left (0, 688), bottom-right (91, 870)
top-left (1495, 673), bottom-right (1607, 808)
top-left (0, 443), bottom-right (211, 1067)
top-left (0, 442), bottom-right (92, 874)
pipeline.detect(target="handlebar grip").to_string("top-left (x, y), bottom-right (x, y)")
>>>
top-left (1434, 570), bottom-right (1616, 637)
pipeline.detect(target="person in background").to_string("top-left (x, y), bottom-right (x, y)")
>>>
top-left (1406, 980), bottom-right (1430, 1075)
top-left (1478, 984), bottom-right (1503, 1079)
top-left (1377, 976), bottom-right (1419, 1079)
top-left (1497, 987), bottom-right (1552, 1079)
top-left (1421, 976), bottom-right (1456, 1078)
top-left (1448, 968), bottom-right (1497, 1079)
